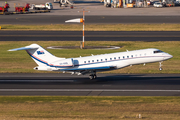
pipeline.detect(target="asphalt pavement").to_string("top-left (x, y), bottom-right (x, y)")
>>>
top-left (1, 31), bottom-right (180, 41)
top-left (0, 73), bottom-right (180, 96)
top-left (1, 15), bottom-right (180, 24)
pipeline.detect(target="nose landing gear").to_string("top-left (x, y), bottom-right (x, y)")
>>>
top-left (159, 61), bottom-right (163, 71)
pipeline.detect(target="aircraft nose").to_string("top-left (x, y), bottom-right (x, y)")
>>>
top-left (164, 54), bottom-right (173, 60)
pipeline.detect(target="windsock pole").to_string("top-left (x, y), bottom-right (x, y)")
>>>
top-left (82, 10), bottom-right (85, 48)
top-left (65, 9), bottom-right (89, 49)
top-left (79, 9), bottom-right (89, 48)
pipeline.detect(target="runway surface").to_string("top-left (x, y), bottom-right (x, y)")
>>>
top-left (1, 31), bottom-right (180, 41)
top-left (0, 73), bottom-right (180, 96)
top-left (1, 15), bottom-right (180, 24)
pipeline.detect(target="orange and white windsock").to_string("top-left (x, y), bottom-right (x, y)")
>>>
top-left (65, 18), bottom-right (84, 23)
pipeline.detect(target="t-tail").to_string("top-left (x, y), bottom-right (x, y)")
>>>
top-left (8, 44), bottom-right (65, 70)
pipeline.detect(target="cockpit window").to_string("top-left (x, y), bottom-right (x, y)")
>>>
top-left (154, 50), bottom-right (163, 53)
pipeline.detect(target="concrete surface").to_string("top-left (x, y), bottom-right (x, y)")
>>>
top-left (1, 0), bottom-right (180, 16)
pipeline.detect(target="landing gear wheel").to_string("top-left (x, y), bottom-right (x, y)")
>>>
top-left (89, 75), bottom-right (93, 80)
top-left (89, 74), bottom-right (97, 80)
top-left (93, 74), bottom-right (97, 79)
top-left (159, 67), bottom-right (162, 71)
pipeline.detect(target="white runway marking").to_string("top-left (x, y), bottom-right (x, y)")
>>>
top-left (0, 89), bottom-right (180, 92)
top-left (0, 80), bottom-right (74, 82)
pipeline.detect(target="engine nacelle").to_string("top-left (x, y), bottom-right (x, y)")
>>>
top-left (51, 58), bottom-right (74, 67)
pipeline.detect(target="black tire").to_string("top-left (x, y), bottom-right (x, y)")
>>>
top-left (106, 4), bottom-right (111, 7)
top-left (89, 75), bottom-right (93, 80)
top-left (93, 74), bottom-right (97, 79)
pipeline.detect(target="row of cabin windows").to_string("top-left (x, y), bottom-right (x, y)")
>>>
top-left (83, 54), bottom-right (147, 64)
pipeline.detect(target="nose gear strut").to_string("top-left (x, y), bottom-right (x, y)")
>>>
top-left (159, 61), bottom-right (163, 71)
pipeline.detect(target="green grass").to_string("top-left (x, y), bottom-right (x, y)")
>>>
top-left (0, 96), bottom-right (180, 120)
top-left (0, 96), bottom-right (180, 103)
top-left (1, 24), bottom-right (180, 31)
top-left (0, 41), bottom-right (179, 73)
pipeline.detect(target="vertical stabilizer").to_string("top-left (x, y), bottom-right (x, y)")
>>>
top-left (9, 44), bottom-right (65, 66)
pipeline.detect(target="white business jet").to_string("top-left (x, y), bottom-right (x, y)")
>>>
top-left (9, 44), bottom-right (173, 79)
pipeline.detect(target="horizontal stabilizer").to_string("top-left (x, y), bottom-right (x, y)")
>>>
top-left (8, 44), bottom-right (39, 51)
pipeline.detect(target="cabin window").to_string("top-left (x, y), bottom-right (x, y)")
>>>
top-left (92, 60), bottom-right (94, 62)
top-left (123, 56), bottom-right (125, 59)
top-left (144, 53), bottom-right (146, 56)
top-left (118, 57), bottom-right (120, 59)
top-left (88, 61), bottom-right (90, 63)
top-left (131, 55), bottom-right (133, 58)
top-left (101, 59), bottom-right (103, 61)
top-left (127, 56), bottom-right (129, 58)
top-left (154, 50), bottom-right (163, 53)
top-left (140, 54), bottom-right (141, 56)
top-left (84, 61), bottom-right (86, 63)
top-left (114, 57), bottom-right (116, 60)
top-left (110, 58), bottom-right (112, 60)
top-left (97, 59), bottom-right (99, 62)
top-left (105, 59), bottom-right (107, 61)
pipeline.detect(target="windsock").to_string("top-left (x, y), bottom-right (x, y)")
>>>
top-left (65, 18), bottom-right (84, 23)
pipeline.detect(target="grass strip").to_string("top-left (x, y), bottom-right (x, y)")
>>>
top-left (0, 96), bottom-right (180, 120)
top-left (1, 24), bottom-right (180, 31)
top-left (0, 41), bottom-right (179, 73)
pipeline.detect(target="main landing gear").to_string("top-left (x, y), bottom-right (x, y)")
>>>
top-left (159, 61), bottom-right (163, 71)
top-left (89, 74), bottom-right (97, 80)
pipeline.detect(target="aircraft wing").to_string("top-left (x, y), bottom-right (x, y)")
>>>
top-left (61, 66), bottom-right (116, 71)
